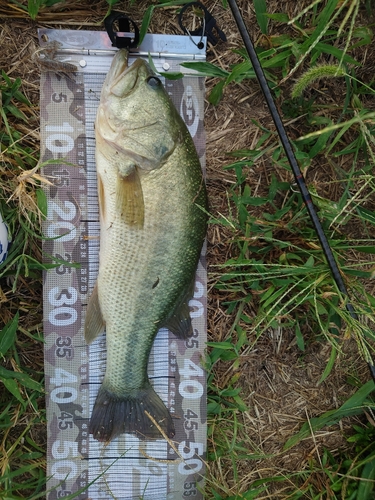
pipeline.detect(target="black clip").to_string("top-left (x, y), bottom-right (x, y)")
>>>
top-left (104, 11), bottom-right (140, 49)
top-left (178, 1), bottom-right (226, 48)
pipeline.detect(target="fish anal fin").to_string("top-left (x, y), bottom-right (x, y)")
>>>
top-left (116, 167), bottom-right (144, 228)
top-left (164, 278), bottom-right (196, 339)
top-left (84, 282), bottom-right (105, 344)
top-left (89, 383), bottom-right (175, 442)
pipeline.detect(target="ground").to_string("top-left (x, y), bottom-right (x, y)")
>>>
top-left (1, 0), bottom-right (375, 499)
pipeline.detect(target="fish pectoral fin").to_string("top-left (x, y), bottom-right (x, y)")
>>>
top-left (97, 173), bottom-right (106, 222)
top-left (84, 282), bottom-right (105, 344)
top-left (116, 167), bottom-right (144, 228)
top-left (164, 278), bottom-right (195, 339)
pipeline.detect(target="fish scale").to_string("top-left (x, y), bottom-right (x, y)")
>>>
top-left (85, 50), bottom-right (207, 442)
top-left (102, 151), bottom-right (205, 390)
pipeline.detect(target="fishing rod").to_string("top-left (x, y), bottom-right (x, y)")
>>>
top-left (227, 0), bottom-right (375, 381)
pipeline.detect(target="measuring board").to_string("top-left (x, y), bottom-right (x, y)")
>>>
top-left (40, 29), bottom-right (207, 500)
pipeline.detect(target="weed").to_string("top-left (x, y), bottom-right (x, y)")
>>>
top-left (183, 0), bottom-right (370, 105)
top-left (2, 1), bottom-right (375, 499)
top-left (0, 68), bottom-right (46, 498)
top-left (204, 0), bottom-right (375, 497)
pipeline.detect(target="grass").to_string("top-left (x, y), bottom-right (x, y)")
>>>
top-left (203, 0), bottom-right (375, 497)
top-left (1, 0), bottom-right (375, 498)
top-left (0, 69), bottom-right (47, 497)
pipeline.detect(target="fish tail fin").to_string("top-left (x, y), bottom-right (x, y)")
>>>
top-left (89, 383), bottom-right (175, 442)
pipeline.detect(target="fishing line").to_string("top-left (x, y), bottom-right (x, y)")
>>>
top-left (227, 0), bottom-right (375, 381)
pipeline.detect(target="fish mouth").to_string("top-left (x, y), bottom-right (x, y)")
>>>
top-left (109, 51), bottom-right (147, 98)
top-left (110, 49), bottom-right (129, 78)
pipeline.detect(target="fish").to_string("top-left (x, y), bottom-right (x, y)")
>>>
top-left (84, 49), bottom-right (207, 442)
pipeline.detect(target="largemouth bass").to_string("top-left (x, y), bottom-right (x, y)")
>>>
top-left (84, 49), bottom-right (207, 442)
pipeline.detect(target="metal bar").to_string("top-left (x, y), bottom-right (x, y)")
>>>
top-left (41, 48), bottom-right (206, 59)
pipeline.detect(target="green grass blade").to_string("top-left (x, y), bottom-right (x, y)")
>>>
top-left (284, 380), bottom-right (375, 450)
top-left (27, 0), bottom-right (43, 20)
top-left (0, 312), bottom-right (19, 357)
top-left (3, 379), bottom-right (24, 405)
top-left (253, 0), bottom-right (268, 35)
top-left (318, 344), bottom-right (337, 384)
top-left (0, 365), bottom-right (42, 391)
top-left (181, 61), bottom-right (229, 78)
top-left (209, 80), bottom-right (226, 105)
top-left (356, 458), bottom-right (375, 499)
top-left (139, 5), bottom-right (155, 44)
top-left (301, 0), bottom-right (339, 51)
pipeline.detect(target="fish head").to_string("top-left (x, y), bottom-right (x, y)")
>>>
top-left (97, 50), bottom-right (183, 177)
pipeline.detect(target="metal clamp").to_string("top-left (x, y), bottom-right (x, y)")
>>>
top-left (104, 12), bottom-right (140, 49)
top-left (178, 1), bottom-right (226, 47)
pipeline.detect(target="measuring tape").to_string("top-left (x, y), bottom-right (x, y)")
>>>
top-left (40, 29), bottom-right (207, 499)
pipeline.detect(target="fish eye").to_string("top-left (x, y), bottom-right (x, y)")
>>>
top-left (146, 76), bottom-right (162, 89)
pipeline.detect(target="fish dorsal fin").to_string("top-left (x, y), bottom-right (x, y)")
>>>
top-left (164, 278), bottom-right (195, 339)
top-left (116, 167), bottom-right (144, 228)
top-left (84, 282), bottom-right (105, 344)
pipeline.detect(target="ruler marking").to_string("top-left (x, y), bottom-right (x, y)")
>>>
top-left (41, 30), bottom-right (207, 500)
